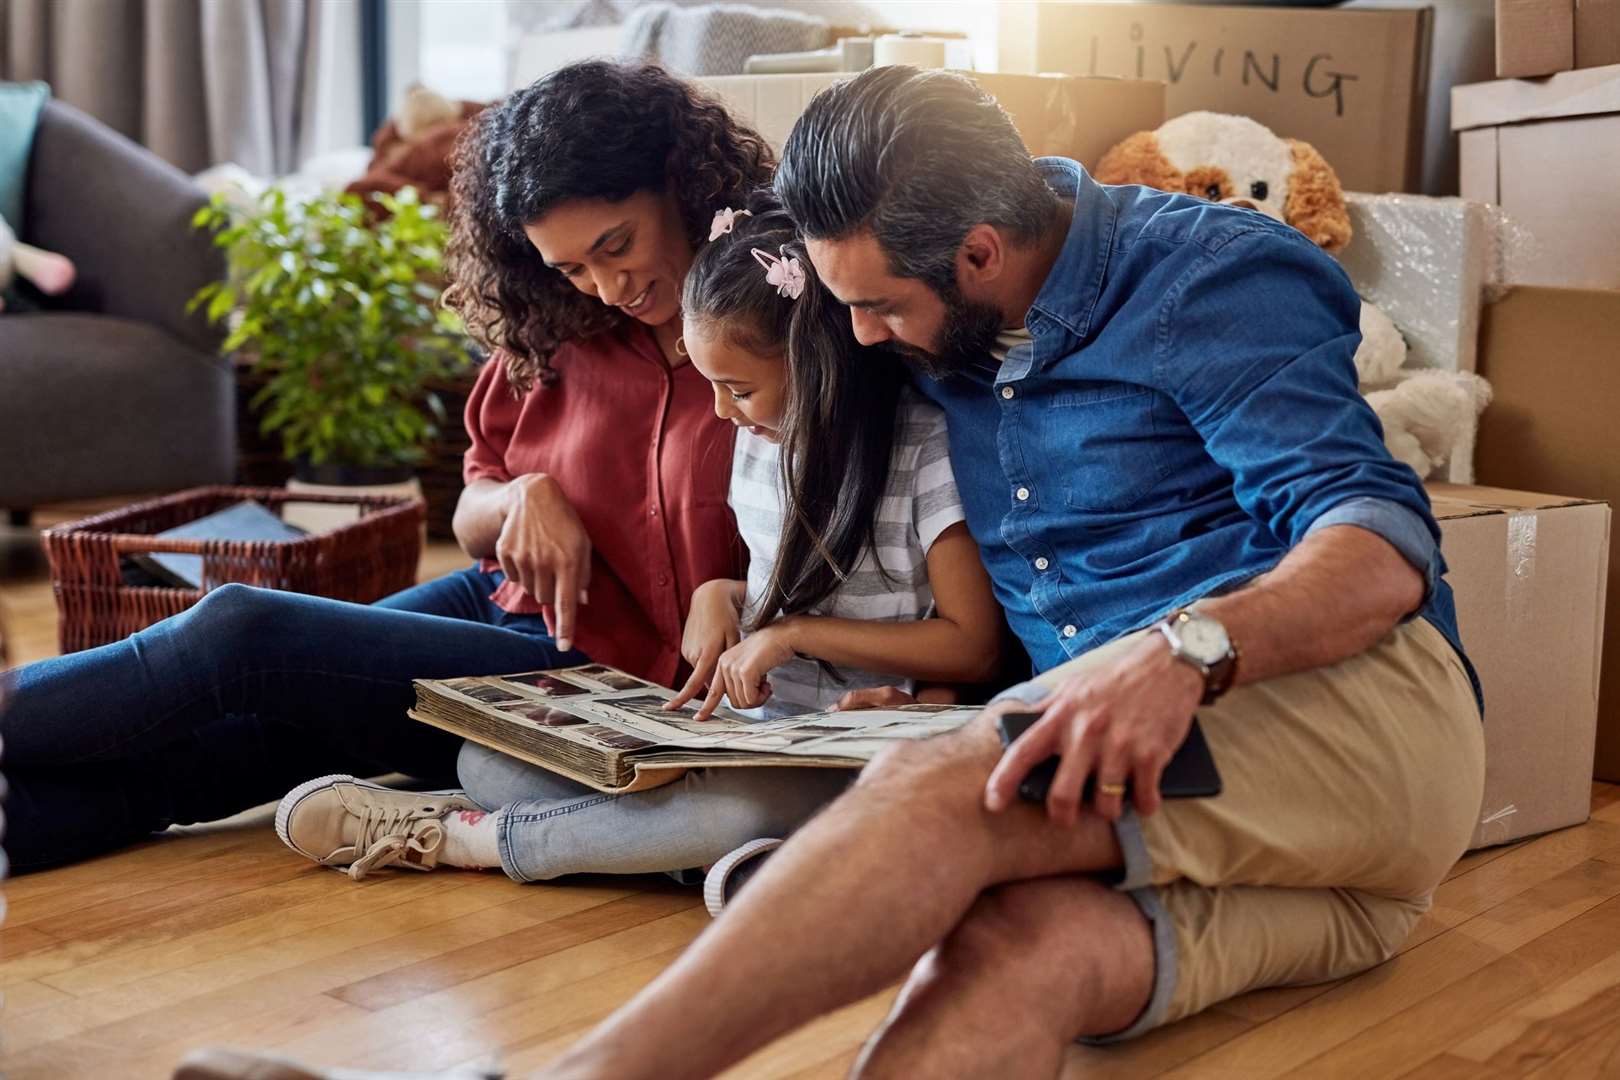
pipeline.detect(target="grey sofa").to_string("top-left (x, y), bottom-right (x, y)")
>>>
top-left (1, 100), bottom-right (234, 521)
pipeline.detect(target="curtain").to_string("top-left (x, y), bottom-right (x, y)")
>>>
top-left (0, 0), bottom-right (361, 176)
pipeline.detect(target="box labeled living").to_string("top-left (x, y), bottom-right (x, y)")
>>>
top-left (696, 71), bottom-right (1166, 172)
top-left (1431, 484), bottom-right (1610, 849)
top-left (1475, 286), bottom-right (1620, 781)
top-left (997, 3), bottom-right (1432, 193)
top-left (1453, 64), bottom-right (1620, 289)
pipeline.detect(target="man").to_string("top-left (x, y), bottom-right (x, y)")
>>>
top-left (541, 66), bottom-right (1489, 1078)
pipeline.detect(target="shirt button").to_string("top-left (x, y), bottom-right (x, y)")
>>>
top-left (1062, 624), bottom-right (1077, 638)
top-left (1016, 487), bottom-right (1030, 502)
top-left (657, 573), bottom-right (670, 587)
top-left (1035, 556), bottom-right (1050, 571)
top-left (1000, 386), bottom-right (1015, 400)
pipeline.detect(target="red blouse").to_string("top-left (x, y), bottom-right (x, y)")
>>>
top-left (462, 323), bottom-right (742, 687)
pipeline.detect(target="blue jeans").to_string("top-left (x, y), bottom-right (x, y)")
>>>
top-left (456, 741), bottom-right (853, 881)
top-left (2, 566), bottom-right (580, 872)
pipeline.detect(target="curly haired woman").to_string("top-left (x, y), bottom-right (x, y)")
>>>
top-left (0, 62), bottom-right (777, 873)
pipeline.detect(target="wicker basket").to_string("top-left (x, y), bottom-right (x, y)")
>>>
top-left (43, 486), bottom-right (425, 654)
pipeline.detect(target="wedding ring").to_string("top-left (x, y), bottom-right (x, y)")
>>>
top-left (1097, 782), bottom-right (1127, 797)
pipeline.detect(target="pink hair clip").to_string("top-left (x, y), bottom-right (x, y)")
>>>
top-left (751, 246), bottom-right (807, 300)
top-left (709, 207), bottom-right (752, 241)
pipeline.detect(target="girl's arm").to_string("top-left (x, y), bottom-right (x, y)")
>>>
top-left (780, 523), bottom-right (1002, 682)
top-left (701, 523), bottom-right (1003, 716)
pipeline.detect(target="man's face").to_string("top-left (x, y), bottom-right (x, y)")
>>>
top-left (806, 231), bottom-right (1004, 378)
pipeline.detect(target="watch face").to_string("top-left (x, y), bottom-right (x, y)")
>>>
top-left (1179, 616), bottom-right (1230, 664)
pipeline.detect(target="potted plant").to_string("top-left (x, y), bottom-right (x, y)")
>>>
top-left (190, 186), bottom-right (470, 508)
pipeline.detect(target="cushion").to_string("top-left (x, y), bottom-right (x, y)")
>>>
top-left (0, 81), bottom-right (50, 226)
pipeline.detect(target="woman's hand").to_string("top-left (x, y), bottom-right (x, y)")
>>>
top-left (667, 579), bottom-right (745, 713)
top-left (495, 474), bottom-right (592, 651)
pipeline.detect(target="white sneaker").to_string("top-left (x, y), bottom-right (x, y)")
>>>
top-left (275, 775), bottom-right (481, 881)
top-left (702, 837), bottom-right (782, 918)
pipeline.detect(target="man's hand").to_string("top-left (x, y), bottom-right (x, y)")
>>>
top-left (667, 579), bottom-right (745, 714)
top-left (984, 635), bottom-right (1204, 824)
top-left (495, 474), bottom-right (592, 651)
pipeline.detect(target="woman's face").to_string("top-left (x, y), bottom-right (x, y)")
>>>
top-left (524, 189), bottom-right (692, 328)
top-left (683, 318), bottom-right (787, 441)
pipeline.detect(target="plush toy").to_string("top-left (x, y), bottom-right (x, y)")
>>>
top-left (1096, 112), bottom-right (1491, 482)
top-left (0, 211), bottom-right (74, 312)
top-left (345, 84), bottom-right (488, 211)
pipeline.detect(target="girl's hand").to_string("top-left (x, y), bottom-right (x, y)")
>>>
top-left (495, 474), bottom-right (591, 651)
top-left (667, 580), bottom-right (745, 712)
top-left (694, 621), bottom-right (800, 720)
top-left (833, 686), bottom-right (917, 711)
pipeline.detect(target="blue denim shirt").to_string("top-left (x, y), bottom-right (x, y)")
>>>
top-left (916, 158), bottom-right (1481, 709)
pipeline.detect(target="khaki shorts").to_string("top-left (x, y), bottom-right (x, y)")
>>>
top-left (1011, 615), bottom-right (1485, 1039)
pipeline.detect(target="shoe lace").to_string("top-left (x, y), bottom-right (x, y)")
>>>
top-left (347, 802), bottom-right (447, 881)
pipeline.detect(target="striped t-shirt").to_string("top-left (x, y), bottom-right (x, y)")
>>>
top-left (729, 389), bottom-right (967, 716)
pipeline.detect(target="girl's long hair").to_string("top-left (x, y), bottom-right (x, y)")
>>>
top-left (444, 60), bottom-right (775, 394)
top-left (682, 189), bottom-right (907, 629)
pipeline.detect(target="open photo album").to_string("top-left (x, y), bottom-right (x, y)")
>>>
top-left (409, 663), bottom-right (981, 794)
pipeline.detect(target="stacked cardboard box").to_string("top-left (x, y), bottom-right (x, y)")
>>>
top-left (1453, 64), bottom-right (1620, 289)
top-left (1496, 0), bottom-right (1620, 78)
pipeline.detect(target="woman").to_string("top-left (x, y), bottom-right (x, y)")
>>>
top-left (0, 60), bottom-right (771, 873)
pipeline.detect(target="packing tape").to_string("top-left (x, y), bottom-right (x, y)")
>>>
top-left (1505, 512), bottom-right (1538, 629)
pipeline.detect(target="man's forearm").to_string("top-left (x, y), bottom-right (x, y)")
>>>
top-left (1198, 525), bottom-right (1426, 687)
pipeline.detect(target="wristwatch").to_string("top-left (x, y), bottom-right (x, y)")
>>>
top-left (1155, 610), bottom-right (1240, 705)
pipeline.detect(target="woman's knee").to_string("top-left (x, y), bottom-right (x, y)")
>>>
top-left (172, 583), bottom-right (280, 649)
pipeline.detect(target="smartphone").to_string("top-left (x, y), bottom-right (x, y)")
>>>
top-left (994, 710), bottom-right (1223, 805)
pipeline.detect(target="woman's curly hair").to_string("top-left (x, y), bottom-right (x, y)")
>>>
top-left (444, 60), bottom-right (775, 394)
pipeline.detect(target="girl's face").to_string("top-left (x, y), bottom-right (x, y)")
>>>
top-left (683, 319), bottom-right (788, 441)
top-left (524, 190), bottom-right (692, 328)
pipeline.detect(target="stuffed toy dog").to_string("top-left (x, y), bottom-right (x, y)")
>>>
top-left (345, 84), bottom-right (487, 211)
top-left (1096, 112), bottom-right (1490, 482)
top-left (0, 211), bottom-right (74, 312)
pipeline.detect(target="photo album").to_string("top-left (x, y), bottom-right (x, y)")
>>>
top-left (409, 663), bottom-right (981, 794)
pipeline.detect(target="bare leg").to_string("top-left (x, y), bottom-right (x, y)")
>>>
top-left (543, 711), bottom-right (1126, 1080)
top-left (854, 877), bottom-right (1153, 1078)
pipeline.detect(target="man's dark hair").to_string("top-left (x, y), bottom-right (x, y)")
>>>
top-left (775, 66), bottom-right (1059, 293)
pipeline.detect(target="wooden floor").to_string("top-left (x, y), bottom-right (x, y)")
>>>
top-left (7, 503), bottom-right (1620, 1078)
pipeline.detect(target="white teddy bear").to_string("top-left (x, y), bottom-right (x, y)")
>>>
top-left (0, 211), bottom-right (75, 312)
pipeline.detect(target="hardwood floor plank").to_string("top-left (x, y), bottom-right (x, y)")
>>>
top-left (1159, 853), bottom-right (1620, 1079)
top-left (328, 889), bottom-right (698, 1011)
top-left (1286, 864), bottom-right (1620, 1077)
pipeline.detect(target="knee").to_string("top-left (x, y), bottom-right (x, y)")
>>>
top-left (177, 583), bottom-right (276, 647)
top-left (456, 739), bottom-right (510, 810)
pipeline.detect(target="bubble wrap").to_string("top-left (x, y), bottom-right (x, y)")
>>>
top-left (1335, 194), bottom-right (1536, 373)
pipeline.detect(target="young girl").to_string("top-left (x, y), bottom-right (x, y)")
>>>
top-left (275, 192), bottom-right (1002, 891)
top-left (669, 192), bottom-right (1003, 724)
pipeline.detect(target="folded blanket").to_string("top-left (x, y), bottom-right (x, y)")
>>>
top-left (0, 81), bottom-right (50, 226)
top-left (620, 2), bottom-right (828, 76)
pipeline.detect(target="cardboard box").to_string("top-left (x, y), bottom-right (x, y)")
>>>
top-left (1431, 484), bottom-right (1610, 848)
top-left (1453, 64), bottom-right (1620, 289)
top-left (1495, 0), bottom-right (1620, 75)
top-left (996, 3), bottom-right (1432, 193)
top-left (1474, 286), bottom-right (1620, 780)
top-left (1579, 0), bottom-right (1620, 69)
top-left (1497, 0), bottom-right (1577, 77)
top-left (696, 71), bottom-right (1166, 172)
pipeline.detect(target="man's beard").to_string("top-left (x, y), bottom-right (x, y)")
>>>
top-left (883, 281), bottom-right (1004, 380)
